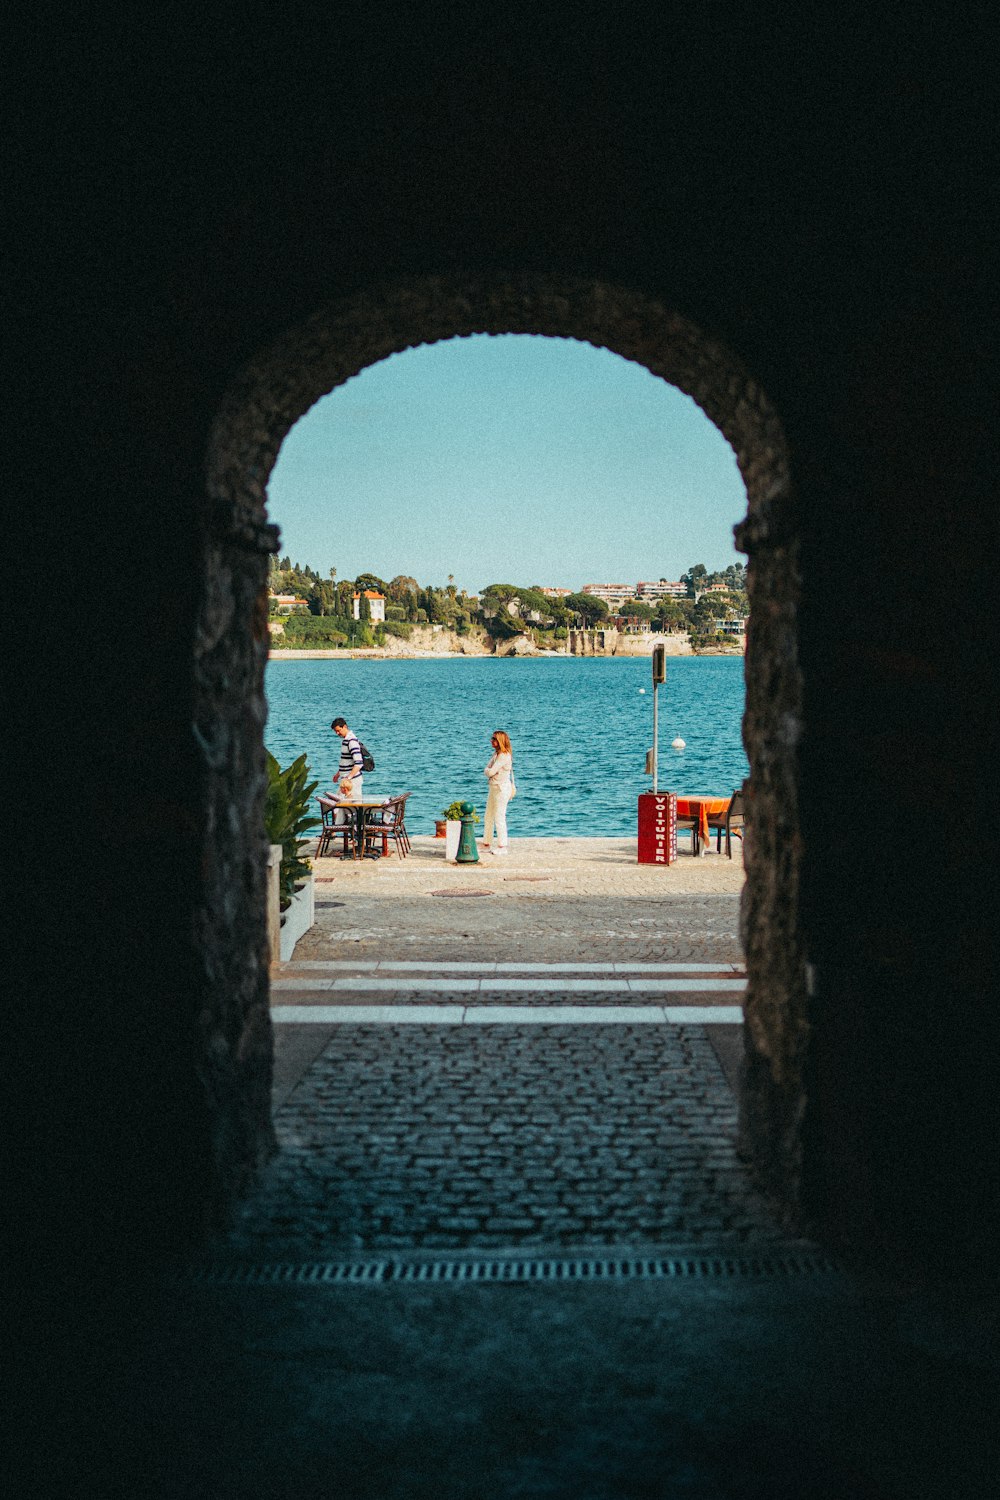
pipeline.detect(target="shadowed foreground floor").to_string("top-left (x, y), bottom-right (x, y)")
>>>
top-left (24, 1265), bottom-right (1000, 1499)
top-left (21, 857), bottom-right (995, 1497)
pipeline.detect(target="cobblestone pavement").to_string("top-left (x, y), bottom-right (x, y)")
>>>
top-left (225, 841), bottom-right (781, 1262)
top-left (229, 1023), bottom-right (782, 1259)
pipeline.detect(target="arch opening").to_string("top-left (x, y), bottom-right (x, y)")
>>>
top-left (264, 331), bottom-right (750, 833)
top-left (199, 275), bottom-right (804, 1230)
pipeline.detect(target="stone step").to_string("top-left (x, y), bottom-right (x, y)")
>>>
top-left (272, 975), bottom-right (745, 996)
top-left (270, 1004), bottom-right (744, 1025)
top-left (281, 960), bottom-right (744, 975)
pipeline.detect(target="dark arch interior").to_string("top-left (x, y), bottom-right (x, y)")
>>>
top-left (17, 15), bottom-right (995, 1490)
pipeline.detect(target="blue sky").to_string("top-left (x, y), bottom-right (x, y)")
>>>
top-left (267, 334), bottom-right (746, 594)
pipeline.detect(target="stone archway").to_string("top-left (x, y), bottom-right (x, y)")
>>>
top-left (199, 275), bottom-right (804, 1227)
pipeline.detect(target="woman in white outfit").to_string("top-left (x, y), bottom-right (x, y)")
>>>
top-left (482, 729), bottom-right (514, 855)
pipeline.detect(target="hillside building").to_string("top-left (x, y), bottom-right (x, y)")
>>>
top-left (352, 590), bottom-right (385, 622)
top-left (636, 580), bottom-right (688, 600)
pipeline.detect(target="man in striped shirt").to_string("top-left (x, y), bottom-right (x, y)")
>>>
top-left (330, 717), bottom-right (364, 805)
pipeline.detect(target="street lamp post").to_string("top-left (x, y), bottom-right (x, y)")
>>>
top-left (651, 641), bottom-right (666, 794)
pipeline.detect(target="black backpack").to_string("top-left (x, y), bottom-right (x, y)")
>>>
top-left (357, 739), bottom-right (375, 773)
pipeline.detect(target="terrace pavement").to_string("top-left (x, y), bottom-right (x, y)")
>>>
top-left (244, 835), bottom-right (756, 1259)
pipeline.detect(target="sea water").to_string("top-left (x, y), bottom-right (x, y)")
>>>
top-left (264, 655), bottom-right (748, 839)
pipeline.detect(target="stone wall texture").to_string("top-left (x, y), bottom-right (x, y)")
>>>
top-left (567, 630), bottom-right (695, 657)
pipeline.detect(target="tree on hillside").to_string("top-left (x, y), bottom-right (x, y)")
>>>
top-left (681, 563), bottom-right (707, 596)
top-left (307, 580), bottom-right (338, 616)
top-left (354, 571), bottom-right (388, 596)
top-left (388, 575), bottom-right (419, 602)
top-left (565, 591), bottom-right (610, 624)
top-left (620, 598), bottom-right (656, 622)
top-left (419, 586), bottom-right (452, 624)
top-left (516, 586), bottom-right (554, 618)
top-left (482, 609), bottom-right (522, 639)
top-left (477, 583), bottom-right (522, 636)
top-left (479, 583), bottom-right (522, 604)
top-left (656, 598), bottom-right (692, 632)
top-left (479, 583), bottom-right (549, 617)
top-left (692, 596), bottom-right (719, 632)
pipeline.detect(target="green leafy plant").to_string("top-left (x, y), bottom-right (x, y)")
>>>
top-left (277, 613), bottom-right (351, 645)
top-left (441, 801), bottom-right (480, 822)
top-left (265, 751), bottom-right (321, 909)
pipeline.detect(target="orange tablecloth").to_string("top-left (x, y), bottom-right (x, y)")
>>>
top-left (675, 796), bottom-right (730, 848)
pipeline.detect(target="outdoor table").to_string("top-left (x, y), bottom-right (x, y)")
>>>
top-left (320, 797), bottom-right (393, 860)
top-left (675, 795), bottom-right (731, 855)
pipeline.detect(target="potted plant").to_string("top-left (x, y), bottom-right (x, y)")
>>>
top-left (265, 750), bottom-right (321, 959)
top-left (440, 800), bottom-right (479, 860)
top-left (435, 799), bottom-right (464, 837)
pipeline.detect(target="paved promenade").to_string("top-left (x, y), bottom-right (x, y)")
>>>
top-left (223, 837), bottom-right (781, 1261)
top-left (302, 832), bottom-right (746, 963)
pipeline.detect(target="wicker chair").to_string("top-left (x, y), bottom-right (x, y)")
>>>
top-left (364, 792), bottom-right (412, 859)
top-left (708, 788), bottom-right (746, 858)
top-left (315, 795), bottom-right (358, 858)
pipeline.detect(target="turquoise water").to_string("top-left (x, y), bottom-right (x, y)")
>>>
top-left (264, 656), bottom-right (748, 838)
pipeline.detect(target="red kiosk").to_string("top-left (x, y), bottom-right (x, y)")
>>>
top-left (637, 791), bottom-right (678, 863)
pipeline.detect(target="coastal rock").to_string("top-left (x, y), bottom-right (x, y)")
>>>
top-left (567, 628), bottom-right (697, 657)
top-left (268, 624), bottom-right (492, 659)
top-left (496, 634), bottom-right (542, 657)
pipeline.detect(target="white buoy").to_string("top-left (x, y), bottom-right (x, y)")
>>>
top-left (672, 737), bottom-right (686, 749)
top-left (638, 687), bottom-right (646, 694)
